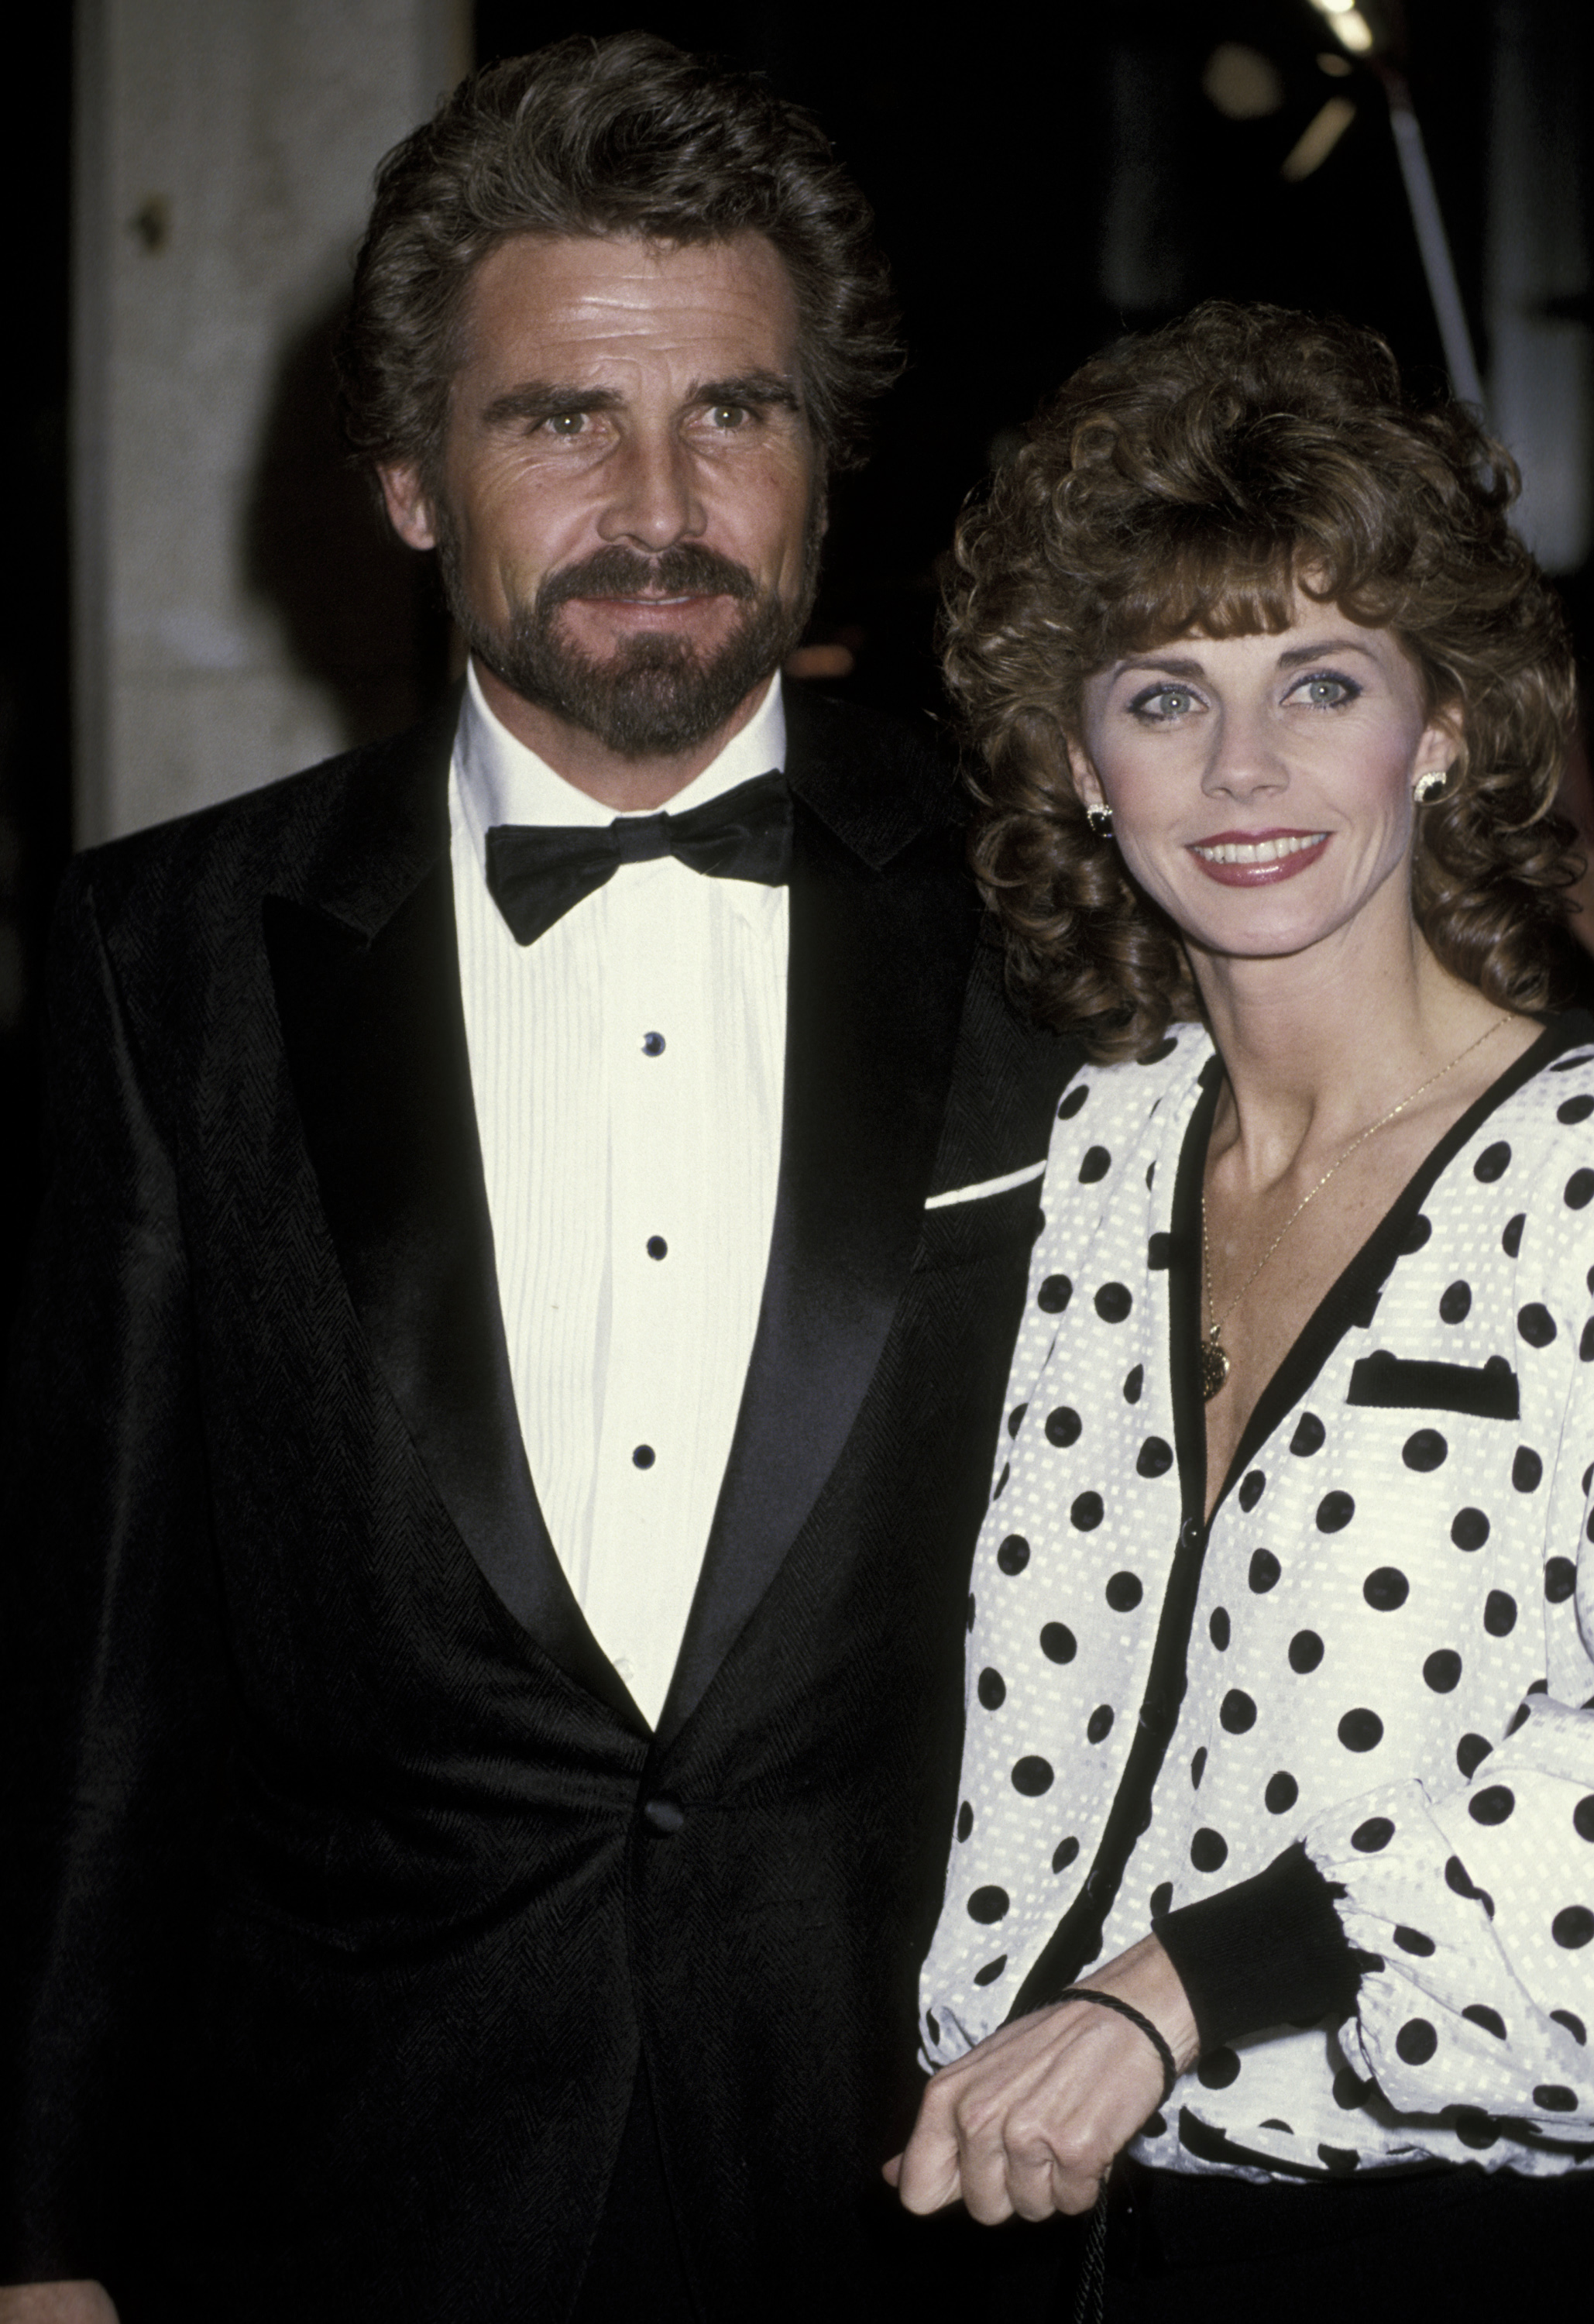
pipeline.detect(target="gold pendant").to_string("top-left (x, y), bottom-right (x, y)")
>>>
top-left (1200, 1331), bottom-right (1229, 1402)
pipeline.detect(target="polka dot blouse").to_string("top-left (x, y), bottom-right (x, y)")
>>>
top-left (920, 1014), bottom-right (1594, 2182)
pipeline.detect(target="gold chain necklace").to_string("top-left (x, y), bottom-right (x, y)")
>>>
top-left (1199, 1017), bottom-right (1508, 1403)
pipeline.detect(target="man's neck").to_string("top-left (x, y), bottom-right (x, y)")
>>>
top-left (472, 656), bottom-right (775, 812)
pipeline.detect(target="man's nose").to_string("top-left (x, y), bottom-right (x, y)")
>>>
top-left (596, 430), bottom-right (705, 550)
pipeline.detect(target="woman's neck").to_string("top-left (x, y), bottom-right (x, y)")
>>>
top-left (1190, 902), bottom-right (1531, 1185)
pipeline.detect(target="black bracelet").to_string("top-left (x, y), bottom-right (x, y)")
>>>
top-left (1055, 1986), bottom-right (1179, 2109)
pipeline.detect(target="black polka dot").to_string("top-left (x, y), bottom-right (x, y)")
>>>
top-left (1518, 1303), bottom-right (1557, 1347)
top-left (1037, 1274), bottom-right (1073, 1313)
top-left (1317, 2145), bottom-right (1361, 2176)
top-left (977, 1668), bottom-right (1006, 1710)
top-left (1044, 1405), bottom-right (1082, 1447)
top-left (1573, 1797), bottom-right (1594, 1843)
top-left (1209, 1607), bottom-right (1231, 1650)
top-left (973, 1955), bottom-right (1008, 1986)
top-left (1395, 2019), bottom-right (1438, 2065)
top-left (956, 1802), bottom-right (974, 1841)
top-left (1087, 1705), bottom-right (1115, 1744)
top-left (1462, 2004), bottom-right (1506, 2038)
top-left (1094, 1282), bottom-right (1132, 1322)
top-left (1012, 1755), bottom-right (1055, 1796)
top-left (1058, 1084), bottom-right (1088, 1119)
top-left (1333, 2064), bottom-right (1373, 2109)
top-left (1220, 1689), bottom-right (1257, 1733)
top-left (991, 1463), bottom-right (1009, 1501)
top-left (1078, 1145), bottom-right (1111, 1183)
top-left (1402, 1429), bottom-right (1448, 1473)
top-left (1547, 1557), bottom-right (1577, 1604)
top-left (1457, 1734), bottom-right (1493, 1779)
top-left (1041, 1623), bottom-right (1077, 1664)
top-left (1451, 1508), bottom-right (1490, 1551)
top-left (1249, 1549), bottom-right (1282, 1592)
top-left (1506, 1702), bottom-right (1530, 1735)
top-left (1259, 2119), bottom-right (1293, 2133)
top-left (1551, 2009), bottom-right (1587, 2044)
top-left (1352, 1817), bottom-right (1396, 1851)
top-left (1191, 1747), bottom-right (1208, 1788)
top-left (1423, 1648), bottom-right (1462, 1693)
top-left (1106, 1571), bottom-right (1143, 1611)
top-left (1484, 1589), bottom-right (1518, 1636)
top-left (1145, 2112), bottom-right (1170, 2138)
top-left (1071, 1492), bottom-right (1104, 1531)
top-left (1052, 1835), bottom-right (1080, 1872)
top-left (967, 1886), bottom-right (1009, 1923)
top-left (1148, 1233), bottom-right (1172, 1270)
top-left (1567, 1170), bottom-right (1594, 1211)
top-left (1560, 1093), bottom-right (1594, 1124)
top-left (1290, 1413), bottom-right (1326, 1457)
top-left (1317, 1491), bottom-right (1355, 1532)
top-left (1149, 1880), bottom-right (1173, 1919)
top-left (1338, 1708), bottom-right (1383, 1752)
top-left (1140, 1035), bottom-right (1179, 1064)
top-left (1135, 1435), bottom-right (1173, 1477)
top-left (1439, 1281), bottom-right (1472, 1323)
top-left (1238, 1470), bottom-right (1266, 1511)
top-left (1446, 1854), bottom-right (1481, 1897)
top-left (1190, 1827), bottom-right (1228, 1872)
top-left (1512, 1447), bottom-right (1543, 1494)
top-left (1455, 2109), bottom-right (1501, 2150)
top-left (1553, 1906), bottom-right (1594, 1948)
top-left (1363, 1566), bottom-right (1410, 1611)
top-left (1536, 2085), bottom-right (1579, 2111)
top-left (1265, 1771), bottom-right (1299, 1813)
top-left (1582, 1318), bottom-right (1594, 1363)
top-left (966, 1593), bottom-right (976, 1631)
top-left (1196, 2046), bottom-right (1240, 2088)
top-left (1288, 1630), bottom-right (1325, 1674)
top-left (997, 1534), bottom-right (1030, 1575)
top-left (1394, 1926), bottom-right (1436, 1955)
top-left (1349, 1286), bottom-right (1383, 1330)
top-left (1123, 1364), bottom-right (1144, 1404)
top-left (1399, 1214), bottom-right (1434, 1254)
top-left (926, 2010), bottom-right (940, 2046)
top-left (641, 1032), bottom-right (665, 1057)
top-left (1502, 1212), bottom-right (1526, 1258)
top-left (1474, 1141), bottom-right (1512, 1182)
top-left (1006, 1403), bottom-right (1027, 1437)
top-left (631, 1444), bottom-right (655, 1468)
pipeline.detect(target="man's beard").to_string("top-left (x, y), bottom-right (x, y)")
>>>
top-left (437, 520), bottom-right (821, 761)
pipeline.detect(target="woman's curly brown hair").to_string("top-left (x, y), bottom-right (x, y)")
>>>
top-left (943, 302), bottom-right (1579, 1061)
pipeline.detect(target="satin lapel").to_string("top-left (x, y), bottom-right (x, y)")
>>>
top-left (263, 744), bottom-right (644, 1731)
top-left (658, 737), bottom-right (978, 1741)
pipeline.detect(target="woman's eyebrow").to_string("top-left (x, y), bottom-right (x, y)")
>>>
top-left (1275, 638), bottom-right (1381, 667)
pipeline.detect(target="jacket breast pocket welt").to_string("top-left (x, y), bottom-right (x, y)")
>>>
top-left (911, 1174), bottom-right (1046, 1273)
top-left (1345, 1349), bottom-right (1520, 1420)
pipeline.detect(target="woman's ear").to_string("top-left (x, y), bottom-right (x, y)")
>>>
top-left (1414, 703), bottom-right (1465, 790)
top-left (1066, 735), bottom-right (1105, 816)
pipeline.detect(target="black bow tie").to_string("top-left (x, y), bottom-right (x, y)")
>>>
top-left (484, 770), bottom-right (793, 947)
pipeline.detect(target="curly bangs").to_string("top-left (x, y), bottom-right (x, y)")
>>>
top-left (944, 302), bottom-right (1580, 1061)
top-left (338, 31), bottom-right (902, 493)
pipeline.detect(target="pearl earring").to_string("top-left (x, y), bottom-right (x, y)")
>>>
top-left (1414, 769), bottom-right (1449, 804)
top-left (1086, 805), bottom-right (1115, 838)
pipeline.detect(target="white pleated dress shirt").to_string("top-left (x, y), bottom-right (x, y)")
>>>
top-left (449, 661), bottom-right (788, 1724)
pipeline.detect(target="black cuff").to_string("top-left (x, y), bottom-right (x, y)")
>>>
top-left (1154, 1841), bottom-right (1379, 2053)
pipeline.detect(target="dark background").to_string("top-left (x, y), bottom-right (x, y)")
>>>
top-left (4, 0), bottom-right (1590, 1332)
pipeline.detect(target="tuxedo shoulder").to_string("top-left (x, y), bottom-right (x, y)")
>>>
top-left (67, 700), bottom-right (456, 948)
top-left (782, 682), bottom-right (964, 834)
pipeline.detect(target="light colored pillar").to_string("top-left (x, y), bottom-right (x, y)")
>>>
top-left (74, 0), bottom-right (471, 844)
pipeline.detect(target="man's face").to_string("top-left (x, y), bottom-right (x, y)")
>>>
top-left (380, 230), bottom-right (821, 761)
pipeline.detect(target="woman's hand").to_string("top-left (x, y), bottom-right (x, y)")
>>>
top-left (884, 1934), bottom-right (1200, 2224)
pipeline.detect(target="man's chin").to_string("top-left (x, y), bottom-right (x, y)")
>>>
top-left (477, 614), bottom-right (794, 760)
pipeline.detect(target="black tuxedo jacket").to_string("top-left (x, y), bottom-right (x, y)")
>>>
top-left (1, 685), bottom-right (1076, 2321)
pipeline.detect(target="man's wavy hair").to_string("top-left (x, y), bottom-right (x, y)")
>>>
top-left (943, 302), bottom-right (1579, 1062)
top-left (337, 32), bottom-right (901, 493)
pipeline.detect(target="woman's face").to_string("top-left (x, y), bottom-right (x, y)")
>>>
top-left (1068, 603), bottom-right (1457, 970)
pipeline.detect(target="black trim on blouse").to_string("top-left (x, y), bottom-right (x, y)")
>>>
top-left (1009, 1010), bottom-right (1594, 2043)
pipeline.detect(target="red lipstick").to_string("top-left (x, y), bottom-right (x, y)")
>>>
top-left (1188, 828), bottom-right (1330, 887)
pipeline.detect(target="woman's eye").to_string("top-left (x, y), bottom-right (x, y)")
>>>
top-left (1296, 672), bottom-right (1360, 707)
top-left (1129, 685), bottom-right (1198, 721)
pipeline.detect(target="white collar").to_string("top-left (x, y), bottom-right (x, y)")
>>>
top-left (453, 658), bottom-right (788, 872)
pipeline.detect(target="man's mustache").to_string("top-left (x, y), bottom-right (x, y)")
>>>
top-left (535, 544), bottom-right (760, 613)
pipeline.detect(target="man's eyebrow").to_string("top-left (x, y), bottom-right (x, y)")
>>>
top-left (689, 371), bottom-right (802, 413)
top-left (478, 381), bottom-right (624, 428)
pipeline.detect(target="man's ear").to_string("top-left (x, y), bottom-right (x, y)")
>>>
top-left (377, 462), bottom-right (439, 552)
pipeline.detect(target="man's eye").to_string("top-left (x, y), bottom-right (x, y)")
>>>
top-left (544, 411), bottom-right (589, 437)
top-left (708, 403), bottom-right (750, 428)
